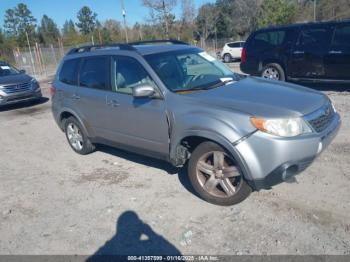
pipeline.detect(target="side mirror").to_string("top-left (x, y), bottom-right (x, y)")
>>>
top-left (132, 85), bottom-right (157, 98)
top-left (19, 69), bottom-right (26, 74)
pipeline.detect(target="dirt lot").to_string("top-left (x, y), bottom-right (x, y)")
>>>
top-left (0, 66), bottom-right (350, 256)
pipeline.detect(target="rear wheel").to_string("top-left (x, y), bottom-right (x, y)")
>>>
top-left (188, 141), bottom-right (252, 206)
top-left (64, 117), bottom-right (95, 155)
top-left (223, 53), bottom-right (232, 63)
top-left (261, 63), bottom-right (285, 81)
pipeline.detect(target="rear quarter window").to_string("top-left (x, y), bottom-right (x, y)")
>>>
top-left (59, 59), bottom-right (80, 85)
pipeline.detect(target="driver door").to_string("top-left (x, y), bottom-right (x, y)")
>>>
top-left (103, 56), bottom-right (169, 158)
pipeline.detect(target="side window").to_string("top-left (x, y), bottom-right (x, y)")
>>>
top-left (112, 56), bottom-right (156, 95)
top-left (296, 27), bottom-right (331, 51)
top-left (251, 30), bottom-right (286, 51)
top-left (59, 59), bottom-right (80, 85)
top-left (79, 56), bottom-right (110, 91)
top-left (228, 43), bottom-right (240, 48)
top-left (332, 25), bottom-right (350, 50)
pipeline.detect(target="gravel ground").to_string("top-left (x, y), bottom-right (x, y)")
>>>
top-left (0, 67), bottom-right (349, 256)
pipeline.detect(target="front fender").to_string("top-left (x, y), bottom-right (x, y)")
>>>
top-left (170, 129), bottom-right (254, 181)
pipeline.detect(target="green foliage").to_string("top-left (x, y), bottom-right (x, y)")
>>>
top-left (0, 29), bottom-right (15, 63)
top-left (3, 3), bottom-right (37, 47)
top-left (38, 15), bottom-right (60, 45)
top-left (257, 0), bottom-right (297, 28)
top-left (76, 6), bottom-right (98, 35)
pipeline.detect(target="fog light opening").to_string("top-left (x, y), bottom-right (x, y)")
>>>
top-left (283, 165), bottom-right (298, 180)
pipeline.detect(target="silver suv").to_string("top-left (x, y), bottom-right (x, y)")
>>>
top-left (51, 40), bottom-right (341, 206)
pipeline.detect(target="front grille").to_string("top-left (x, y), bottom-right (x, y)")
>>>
top-left (306, 102), bottom-right (335, 133)
top-left (2, 82), bottom-right (31, 94)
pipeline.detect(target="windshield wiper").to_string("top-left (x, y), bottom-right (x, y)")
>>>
top-left (173, 78), bottom-right (235, 93)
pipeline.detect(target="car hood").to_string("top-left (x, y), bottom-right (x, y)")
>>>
top-left (0, 74), bottom-right (32, 86)
top-left (185, 77), bottom-right (327, 118)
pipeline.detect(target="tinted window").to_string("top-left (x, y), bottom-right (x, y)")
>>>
top-left (332, 25), bottom-right (350, 49)
top-left (112, 56), bottom-right (155, 95)
top-left (228, 43), bottom-right (240, 48)
top-left (79, 57), bottom-right (110, 90)
top-left (59, 59), bottom-right (80, 85)
top-left (296, 27), bottom-right (331, 51)
top-left (251, 30), bottom-right (286, 51)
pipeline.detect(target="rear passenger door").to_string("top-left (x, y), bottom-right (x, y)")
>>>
top-left (289, 26), bottom-right (332, 79)
top-left (76, 56), bottom-right (112, 137)
top-left (104, 56), bottom-right (169, 157)
top-left (324, 23), bottom-right (350, 80)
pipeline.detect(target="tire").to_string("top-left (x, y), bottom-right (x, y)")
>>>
top-left (188, 141), bottom-right (252, 206)
top-left (64, 116), bottom-right (95, 155)
top-left (223, 53), bottom-right (232, 63)
top-left (261, 63), bottom-right (285, 81)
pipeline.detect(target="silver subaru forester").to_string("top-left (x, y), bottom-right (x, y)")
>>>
top-left (51, 41), bottom-right (341, 206)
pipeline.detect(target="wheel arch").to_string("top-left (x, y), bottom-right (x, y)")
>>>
top-left (259, 59), bottom-right (287, 75)
top-left (170, 130), bottom-right (253, 181)
top-left (58, 109), bottom-right (91, 137)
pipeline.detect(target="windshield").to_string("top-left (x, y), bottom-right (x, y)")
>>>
top-left (0, 64), bottom-right (21, 77)
top-left (145, 49), bottom-right (239, 92)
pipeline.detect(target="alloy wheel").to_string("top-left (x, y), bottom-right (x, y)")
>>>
top-left (195, 151), bottom-right (242, 198)
top-left (262, 67), bottom-right (280, 80)
top-left (66, 123), bottom-right (83, 151)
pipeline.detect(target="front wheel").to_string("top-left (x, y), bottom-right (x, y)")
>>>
top-left (188, 141), bottom-right (252, 206)
top-left (261, 63), bottom-right (285, 81)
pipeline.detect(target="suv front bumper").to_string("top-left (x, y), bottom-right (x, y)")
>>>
top-left (234, 112), bottom-right (341, 190)
top-left (0, 88), bottom-right (42, 106)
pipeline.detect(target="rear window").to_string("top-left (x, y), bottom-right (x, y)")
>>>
top-left (59, 59), bottom-right (80, 85)
top-left (332, 25), bottom-right (350, 49)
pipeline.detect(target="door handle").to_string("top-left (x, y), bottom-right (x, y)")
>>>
top-left (71, 94), bottom-right (80, 100)
top-left (329, 50), bottom-right (342, 54)
top-left (293, 51), bottom-right (305, 55)
top-left (107, 99), bottom-right (120, 107)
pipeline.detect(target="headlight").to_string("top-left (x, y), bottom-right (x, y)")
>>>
top-left (251, 117), bottom-right (312, 137)
top-left (31, 78), bottom-right (39, 90)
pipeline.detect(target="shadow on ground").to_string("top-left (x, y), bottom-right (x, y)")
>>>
top-left (98, 145), bottom-right (199, 198)
top-left (98, 145), bottom-right (179, 175)
top-left (0, 97), bottom-right (49, 112)
top-left (87, 211), bottom-right (181, 260)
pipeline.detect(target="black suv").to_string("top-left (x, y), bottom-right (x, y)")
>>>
top-left (240, 20), bottom-right (350, 83)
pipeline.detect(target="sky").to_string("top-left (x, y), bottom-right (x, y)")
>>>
top-left (0, 0), bottom-right (215, 29)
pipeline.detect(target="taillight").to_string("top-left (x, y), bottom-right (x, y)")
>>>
top-left (241, 48), bottom-right (247, 64)
top-left (49, 83), bottom-right (56, 96)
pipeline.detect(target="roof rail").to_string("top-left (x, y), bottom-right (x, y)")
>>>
top-left (67, 43), bottom-right (135, 55)
top-left (130, 39), bottom-right (189, 46)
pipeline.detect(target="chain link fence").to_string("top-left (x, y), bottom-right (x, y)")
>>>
top-left (11, 43), bottom-right (68, 81)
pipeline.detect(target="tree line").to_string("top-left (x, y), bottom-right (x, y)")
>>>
top-left (1, 0), bottom-right (350, 61)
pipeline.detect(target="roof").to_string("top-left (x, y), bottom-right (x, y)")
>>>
top-left (134, 44), bottom-right (197, 55)
top-left (258, 19), bottom-right (350, 31)
top-left (66, 40), bottom-right (198, 57)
